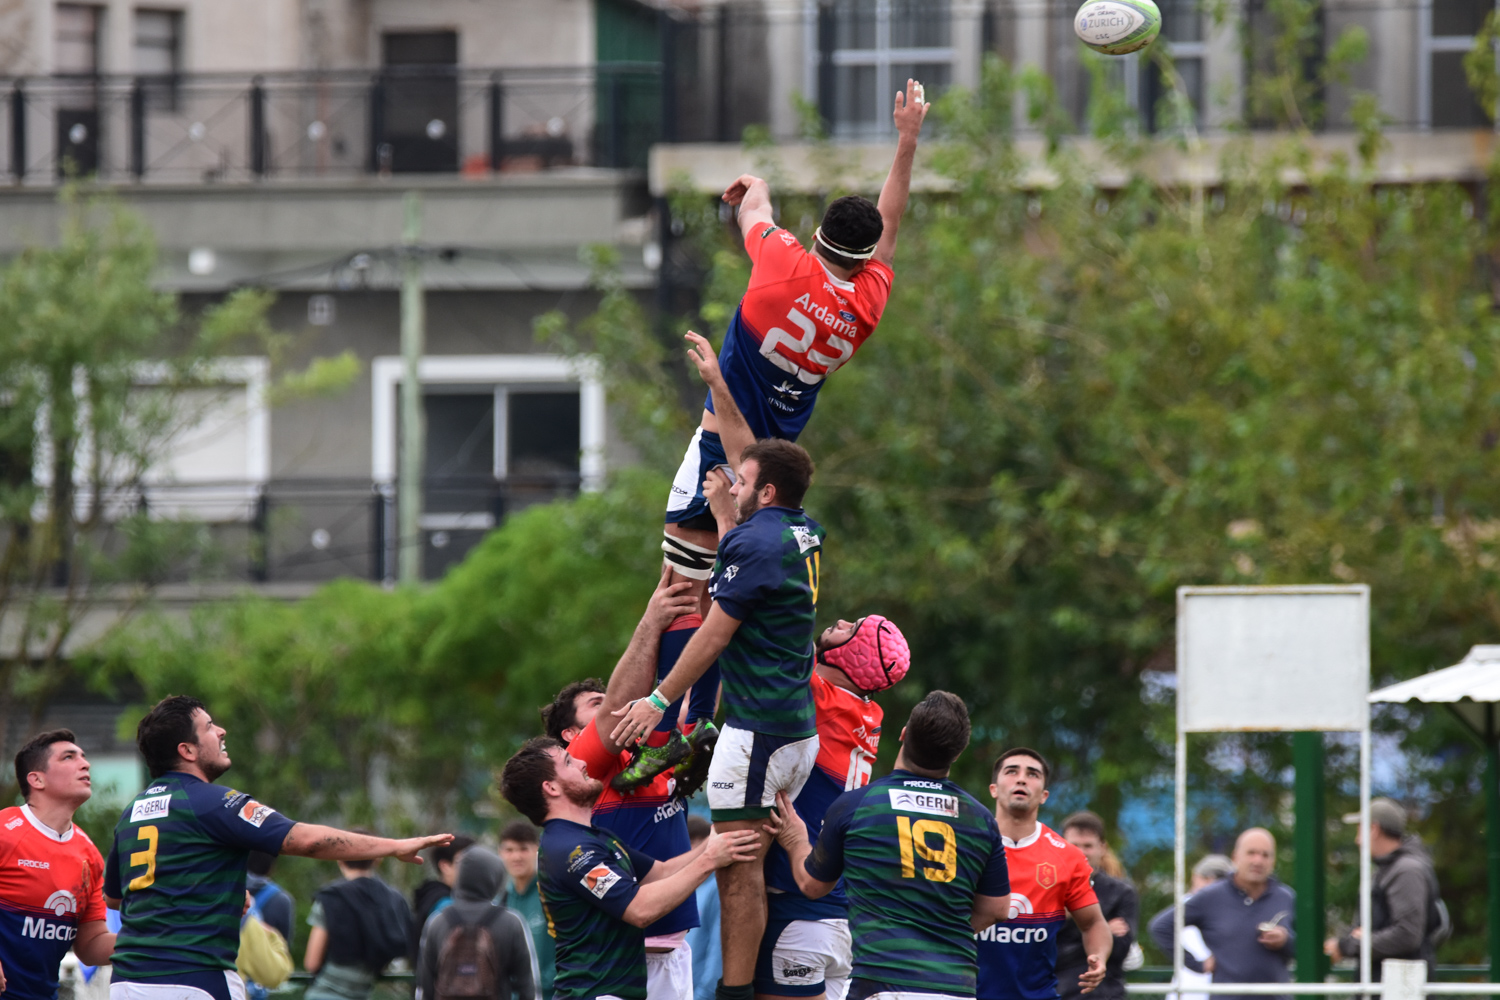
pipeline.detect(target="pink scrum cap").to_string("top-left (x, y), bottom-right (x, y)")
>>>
top-left (818, 615), bottom-right (911, 693)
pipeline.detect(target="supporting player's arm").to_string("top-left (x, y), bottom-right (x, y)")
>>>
top-left (685, 330), bottom-right (754, 472)
top-left (768, 790), bottom-right (838, 899)
top-left (872, 78), bottom-right (931, 269)
top-left (722, 174), bottom-right (775, 241)
top-left (73, 920), bottom-right (116, 965)
top-left (609, 604), bottom-right (741, 745)
top-left (594, 565), bottom-right (700, 754)
top-left (971, 894), bottom-right (1014, 933)
top-left (1069, 903), bottom-right (1113, 993)
top-left (280, 825), bottom-right (453, 863)
top-left (623, 828), bottom-right (761, 927)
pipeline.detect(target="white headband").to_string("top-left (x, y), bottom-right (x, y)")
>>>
top-left (814, 227), bottom-right (877, 261)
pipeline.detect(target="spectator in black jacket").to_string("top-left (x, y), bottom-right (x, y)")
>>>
top-left (410, 834), bottom-right (477, 959)
top-left (247, 850), bottom-right (296, 947)
top-left (417, 846), bottom-right (538, 1000)
top-left (1058, 811), bottom-right (1139, 1000)
top-left (1324, 798), bottom-right (1442, 978)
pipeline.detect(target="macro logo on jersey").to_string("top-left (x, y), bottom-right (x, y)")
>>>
top-left (975, 824), bottom-right (1098, 1000)
top-left (709, 506), bottom-right (825, 738)
top-left (709, 223), bottom-right (893, 442)
top-left (104, 772), bottom-right (295, 980)
top-left (803, 772), bottom-right (1010, 997)
top-left (0, 805), bottom-right (107, 1000)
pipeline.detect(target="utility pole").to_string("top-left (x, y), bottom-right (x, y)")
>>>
top-left (398, 191), bottom-right (424, 585)
top-left (1294, 731), bottom-right (1327, 997)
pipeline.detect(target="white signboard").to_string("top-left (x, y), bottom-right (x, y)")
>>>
top-left (1176, 585), bottom-right (1370, 732)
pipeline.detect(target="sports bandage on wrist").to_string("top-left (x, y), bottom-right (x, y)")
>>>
top-left (814, 226), bottom-right (878, 261)
top-left (663, 531), bottom-right (717, 581)
top-left (647, 689), bottom-right (671, 713)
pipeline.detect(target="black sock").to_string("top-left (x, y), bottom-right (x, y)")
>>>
top-left (715, 981), bottom-right (754, 1000)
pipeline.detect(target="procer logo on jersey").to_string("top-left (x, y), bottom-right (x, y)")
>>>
top-left (582, 865), bottom-right (621, 899)
top-left (130, 794), bottom-right (172, 822)
top-left (888, 788), bottom-right (959, 817)
top-left (17, 858), bottom-right (50, 870)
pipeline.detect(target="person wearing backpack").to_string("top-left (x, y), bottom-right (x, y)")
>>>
top-left (304, 848), bottom-right (414, 1000)
top-left (1324, 798), bottom-right (1449, 977)
top-left (416, 846), bottom-right (538, 1000)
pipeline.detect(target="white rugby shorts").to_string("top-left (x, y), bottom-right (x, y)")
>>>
top-left (706, 724), bottom-right (818, 820)
top-left (645, 940), bottom-right (694, 1000)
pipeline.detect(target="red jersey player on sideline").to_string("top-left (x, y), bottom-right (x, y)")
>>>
top-left (0, 729), bottom-right (115, 1000)
top-left (976, 749), bottom-right (1112, 1000)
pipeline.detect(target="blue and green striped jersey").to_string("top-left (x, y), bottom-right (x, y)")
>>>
top-left (709, 505), bottom-right (824, 738)
top-left (538, 819), bottom-right (655, 1000)
top-left (804, 770), bottom-right (1010, 996)
top-left (103, 772), bottom-right (295, 980)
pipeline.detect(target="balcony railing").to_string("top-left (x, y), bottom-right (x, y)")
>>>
top-left (0, 64), bottom-right (661, 185)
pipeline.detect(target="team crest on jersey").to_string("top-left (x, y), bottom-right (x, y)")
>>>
top-left (239, 801), bottom-right (273, 827)
top-left (222, 789), bottom-right (250, 810)
top-left (1036, 862), bottom-right (1058, 889)
top-left (790, 525), bottom-right (819, 554)
top-left (567, 847), bottom-right (596, 873)
top-left (130, 794), bottom-right (171, 822)
top-left (582, 864), bottom-right (621, 899)
top-left (1008, 892), bottom-right (1035, 919)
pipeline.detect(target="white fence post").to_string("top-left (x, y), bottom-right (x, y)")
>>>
top-left (1382, 960), bottom-right (1427, 1000)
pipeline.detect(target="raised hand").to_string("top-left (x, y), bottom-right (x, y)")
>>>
top-left (392, 832), bottom-right (455, 864)
top-left (685, 330), bottom-right (725, 387)
top-left (893, 78), bottom-right (930, 139)
top-left (721, 174), bottom-right (766, 207)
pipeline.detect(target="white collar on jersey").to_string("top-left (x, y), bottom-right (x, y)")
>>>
top-left (1002, 824), bottom-right (1043, 850)
top-left (815, 258), bottom-right (858, 292)
top-left (21, 803), bottom-right (74, 843)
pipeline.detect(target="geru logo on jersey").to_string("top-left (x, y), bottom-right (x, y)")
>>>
top-left (887, 789), bottom-right (959, 817)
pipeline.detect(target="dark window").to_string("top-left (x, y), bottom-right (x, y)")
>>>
top-left (135, 10), bottom-right (182, 110)
top-left (508, 392), bottom-right (580, 481)
top-left (55, 4), bottom-right (101, 75)
top-left (375, 31), bottom-right (459, 173)
top-left (423, 392), bottom-right (495, 513)
top-left (1432, 51), bottom-right (1490, 126)
top-left (383, 31), bottom-right (459, 66)
top-left (819, 0), bottom-right (952, 137)
top-left (1433, 0), bottom-right (1491, 37)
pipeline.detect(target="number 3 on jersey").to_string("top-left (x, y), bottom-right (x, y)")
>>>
top-left (897, 816), bottom-right (957, 883)
top-left (129, 825), bottom-right (159, 890)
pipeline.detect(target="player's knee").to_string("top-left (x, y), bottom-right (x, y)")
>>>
top-left (663, 529), bottom-right (717, 581)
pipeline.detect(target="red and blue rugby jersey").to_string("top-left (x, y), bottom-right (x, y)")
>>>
top-left (568, 720), bottom-right (698, 937)
top-left (707, 223), bottom-right (893, 441)
top-left (0, 804), bottom-right (107, 1000)
top-left (765, 670), bottom-right (883, 921)
top-left (976, 823), bottom-right (1098, 1000)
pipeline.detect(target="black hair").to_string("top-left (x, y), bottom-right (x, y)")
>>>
top-left (501, 736), bottom-right (563, 826)
top-left (902, 691), bottom-right (971, 771)
top-left (341, 827), bottom-right (378, 870)
top-left (541, 680), bottom-right (606, 744)
top-left (498, 820), bottom-right (539, 846)
top-left (137, 695), bottom-right (207, 779)
top-left (15, 729), bottom-right (78, 802)
top-left (686, 815), bottom-right (712, 842)
top-left (247, 850), bottom-right (276, 876)
top-left (433, 833), bottom-right (477, 865)
top-left (992, 747), bottom-right (1051, 787)
top-left (817, 195), bottom-right (884, 268)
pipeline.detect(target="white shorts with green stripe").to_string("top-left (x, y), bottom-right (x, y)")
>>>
top-left (706, 723), bottom-right (818, 821)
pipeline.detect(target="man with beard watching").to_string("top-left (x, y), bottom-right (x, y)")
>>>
top-left (500, 737), bottom-right (761, 1000)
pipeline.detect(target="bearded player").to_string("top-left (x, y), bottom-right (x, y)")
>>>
top-left (977, 749), bottom-right (1112, 1000)
top-left (628, 79), bottom-right (931, 787)
top-left (758, 616), bottom-right (912, 1000)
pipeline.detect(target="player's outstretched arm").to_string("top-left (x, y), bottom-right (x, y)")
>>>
top-left (768, 791), bottom-right (838, 899)
top-left (872, 78), bottom-right (930, 269)
top-left (609, 604), bottom-right (741, 746)
top-left (722, 174), bottom-right (775, 241)
top-left (73, 920), bottom-right (116, 966)
top-left (595, 565), bottom-right (700, 754)
top-left (685, 330), bottom-right (754, 472)
top-left (623, 828), bottom-right (760, 927)
top-left (280, 825), bottom-right (453, 864)
top-left (1069, 903), bottom-right (1113, 992)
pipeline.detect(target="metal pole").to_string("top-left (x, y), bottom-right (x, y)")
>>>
top-left (249, 76), bottom-right (266, 177)
top-left (1175, 727), bottom-right (1187, 998)
top-left (1486, 706), bottom-right (1499, 983)
top-left (1360, 720), bottom-right (1373, 990)
top-left (129, 78), bottom-right (146, 179)
top-left (1295, 731), bottom-right (1327, 995)
top-left (487, 73), bottom-right (503, 170)
top-left (398, 191), bottom-right (425, 585)
top-left (10, 81), bottom-right (24, 183)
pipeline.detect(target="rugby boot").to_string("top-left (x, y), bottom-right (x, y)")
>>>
top-left (611, 729), bottom-right (691, 793)
top-left (671, 722), bottom-right (720, 800)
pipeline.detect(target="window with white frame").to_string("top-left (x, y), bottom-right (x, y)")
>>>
top-left (1421, 0), bottom-right (1491, 127)
top-left (134, 9), bottom-right (184, 109)
top-left (818, 0), bottom-right (954, 137)
top-left (1142, 0), bottom-right (1205, 132)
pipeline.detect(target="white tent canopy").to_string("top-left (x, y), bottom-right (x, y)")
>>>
top-left (1370, 645), bottom-right (1500, 740)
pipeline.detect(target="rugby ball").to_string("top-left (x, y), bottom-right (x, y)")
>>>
top-left (1074, 0), bottom-right (1161, 55)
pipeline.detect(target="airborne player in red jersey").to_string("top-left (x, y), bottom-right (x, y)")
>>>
top-left (618, 79), bottom-right (932, 793)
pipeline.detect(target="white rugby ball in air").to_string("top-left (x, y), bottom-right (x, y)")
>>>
top-left (1074, 0), bottom-right (1162, 55)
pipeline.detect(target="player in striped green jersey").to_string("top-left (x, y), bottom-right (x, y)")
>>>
top-left (103, 697), bottom-right (452, 1000)
top-left (771, 691), bottom-right (1013, 1000)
